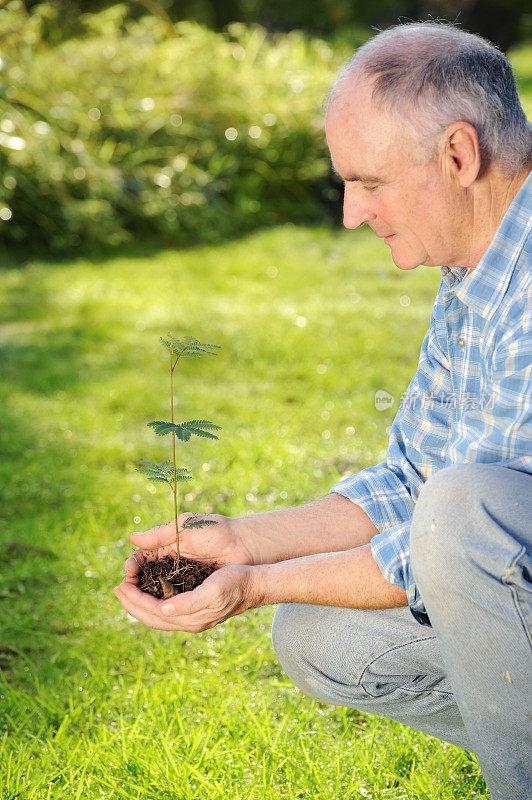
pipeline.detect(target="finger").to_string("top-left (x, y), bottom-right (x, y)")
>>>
top-left (123, 550), bottom-right (147, 577)
top-left (117, 579), bottom-right (165, 616)
top-left (119, 576), bottom-right (211, 624)
top-left (159, 580), bottom-right (215, 617)
top-left (129, 520), bottom-right (178, 549)
top-left (112, 586), bottom-right (173, 631)
top-left (114, 583), bottom-right (208, 632)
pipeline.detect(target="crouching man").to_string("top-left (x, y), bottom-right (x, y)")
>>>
top-left (114, 22), bottom-right (532, 800)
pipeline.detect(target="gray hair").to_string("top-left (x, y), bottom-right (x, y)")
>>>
top-left (329, 22), bottom-right (532, 177)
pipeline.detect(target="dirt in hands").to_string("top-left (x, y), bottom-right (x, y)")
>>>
top-left (137, 555), bottom-right (217, 599)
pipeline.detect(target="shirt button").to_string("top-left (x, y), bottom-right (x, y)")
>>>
top-left (457, 337), bottom-right (466, 348)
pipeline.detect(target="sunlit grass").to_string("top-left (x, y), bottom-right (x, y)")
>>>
top-left (0, 225), bottom-right (488, 798)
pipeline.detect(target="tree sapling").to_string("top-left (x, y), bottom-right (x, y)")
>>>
top-left (134, 334), bottom-right (221, 599)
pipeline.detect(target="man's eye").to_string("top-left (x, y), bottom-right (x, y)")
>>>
top-left (364, 184), bottom-right (380, 192)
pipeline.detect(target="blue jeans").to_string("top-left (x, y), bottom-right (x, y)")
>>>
top-left (271, 464), bottom-right (532, 800)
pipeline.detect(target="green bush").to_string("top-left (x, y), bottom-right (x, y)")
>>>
top-left (0, 2), bottom-right (345, 253)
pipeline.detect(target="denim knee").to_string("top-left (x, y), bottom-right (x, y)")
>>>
top-left (271, 603), bottom-right (444, 708)
top-left (412, 463), bottom-right (484, 536)
top-left (410, 462), bottom-right (532, 603)
top-left (271, 602), bottom-right (367, 705)
top-left (272, 603), bottom-right (338, 703)
top-left (410, 464), bottom-right (485, 590)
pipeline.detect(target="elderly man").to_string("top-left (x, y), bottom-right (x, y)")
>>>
top-left (114, 22), bottom-right (532, 800)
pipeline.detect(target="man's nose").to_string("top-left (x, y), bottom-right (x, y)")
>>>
top-left (343, 183), bottom-right (376, 229)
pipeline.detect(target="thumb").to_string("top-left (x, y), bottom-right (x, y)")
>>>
top-left (129, 519), bottom-right (180, 549)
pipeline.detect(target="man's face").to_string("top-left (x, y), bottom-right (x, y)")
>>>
top-left (326, 78), bottom-right (464, 270)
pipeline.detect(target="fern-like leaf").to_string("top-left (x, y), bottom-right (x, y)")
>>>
top-left (161, 334), bottom-right (221, 359)
top-left (136, 458), bottom-right (192, 485)
top-left (147, 420), bottom-right (221, 441)
top-left (182, 419), bottom-right (221, 431)
top-left (179, 419), bottom-right (221, 440)
top-left (147, 421), bottom-right (182, 436)
top-left (136, 458), bottom-right (173, 485)
top-left (174, 472), bottom-right (193, 482)
top-left (182, 517), bottom-right (219, 530)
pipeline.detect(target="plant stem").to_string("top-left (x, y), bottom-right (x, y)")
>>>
top-left (170, 351), bottom-right (179, 566)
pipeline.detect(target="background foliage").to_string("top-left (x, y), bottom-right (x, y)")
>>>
top-left (19, 0), bottom-right (532, 51)
top-left (1, 1), bottom-right (530, 256)
top-left (1, 3), bottom-right (345, 253)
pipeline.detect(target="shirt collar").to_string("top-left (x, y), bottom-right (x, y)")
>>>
top-left (440, 265), bottom-right (468, 288)
top-left (440, 169), bottom-right (532, 318)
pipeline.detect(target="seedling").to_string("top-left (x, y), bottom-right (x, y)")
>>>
top-left (134, 334), bottom-right (221, 598)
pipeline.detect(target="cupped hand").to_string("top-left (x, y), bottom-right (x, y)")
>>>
top-left (113, 562), bottom-right (260, 632)
top-left (122, 512), bottom-right (256, 581)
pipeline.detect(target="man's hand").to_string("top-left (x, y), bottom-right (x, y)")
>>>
top-left (122, 512), bottom-right (257, 581)
top-left (122, 495), bottom-right (379, 582)
top-left (113, 496), bottom-right (391, 633)
top-left (113, 563), bottom-right (258, 632)
top-left (114, 544), bottom-right (407, 631)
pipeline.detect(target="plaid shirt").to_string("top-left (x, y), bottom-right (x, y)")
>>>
top-left (330, 170), bottom-right (532, 626)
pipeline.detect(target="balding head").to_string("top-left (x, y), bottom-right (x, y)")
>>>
top-left (328, 22), bottom-right (531, 177)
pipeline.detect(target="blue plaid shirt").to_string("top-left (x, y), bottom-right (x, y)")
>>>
top-left (330, 170), bottom-right (532, 626)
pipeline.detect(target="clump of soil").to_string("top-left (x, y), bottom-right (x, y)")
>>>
top-left (138, 555), bottom-right (217, 599)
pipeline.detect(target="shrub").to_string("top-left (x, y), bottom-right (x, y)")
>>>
top-left (0, 2), bottom-right (345, 253)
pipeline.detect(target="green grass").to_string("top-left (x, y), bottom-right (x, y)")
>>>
top-left (0, 225), bottom-right (489, 799)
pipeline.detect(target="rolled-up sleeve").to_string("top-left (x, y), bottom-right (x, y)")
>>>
top-left (329, 465), bottom-right (428, 622)
top-left (329, 293), bottom-right (454, 623)
top-left (329, 463), bottom-right (420, 603)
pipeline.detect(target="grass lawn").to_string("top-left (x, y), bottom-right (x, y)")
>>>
top-left (0, 225), bottom-right (489, 798)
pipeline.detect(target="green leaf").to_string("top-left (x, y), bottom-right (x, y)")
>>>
top-left (175, 473), bottom-right (193, 482)
top-left (136, 457), bottom-right (170, 474)
top-left (180, 351), bottom-right (218, 358)
top-left (160, 334), bottom-right (221, 359)
top-left (147, 420), bottom-right (182, 436)
top-left (181, 420), bottom-right (221, 440)
top-left (182, 518), bottom-right (219, 530)
top-left (147, 420), bottom-right (221, 441)
top-left (135, 458), bottom-right (192, 484)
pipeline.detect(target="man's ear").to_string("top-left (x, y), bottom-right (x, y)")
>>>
top-left (439, 122), bottom-right (481, 188)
